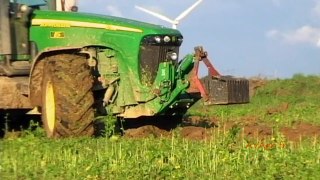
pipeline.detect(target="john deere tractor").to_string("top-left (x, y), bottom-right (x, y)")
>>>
top-left (0, 0), bottom-right (249, 138)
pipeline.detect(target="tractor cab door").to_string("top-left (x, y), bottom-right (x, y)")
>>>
top-left (0, 0), bottom-right (34, 76)
top-left (0, 0), bottom-right (12, 56)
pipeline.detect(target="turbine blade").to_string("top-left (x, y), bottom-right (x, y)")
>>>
top-left (175, 0), bottom-right (203, 21)
top-left (135, 5), bottom-right (175, 24)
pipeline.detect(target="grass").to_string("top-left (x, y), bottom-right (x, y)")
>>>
top-left (1, 128), bottom-right (320, 179)
top-left (1, 74), bottom-right (320, 179)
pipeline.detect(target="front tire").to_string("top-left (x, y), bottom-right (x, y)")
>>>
top-left (41, 53), bottom-right (94, 138)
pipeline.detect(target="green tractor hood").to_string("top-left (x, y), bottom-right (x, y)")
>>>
top-left (30, 10), bottom-right (196, 118)
top-left (31, 10), bottom-right (179, 36)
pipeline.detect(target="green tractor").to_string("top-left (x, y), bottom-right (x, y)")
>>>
top-left (0, 0), bottom-right (249, 138)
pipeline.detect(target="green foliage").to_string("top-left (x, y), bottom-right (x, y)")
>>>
top-left (1, 131), bottom-right (319, 179)
top-left (20, 120), bottom-right (46, 139)
top-left (95, 115), bottom-right (119, 137)
top-left (3, 120), bottom-right (45, 140)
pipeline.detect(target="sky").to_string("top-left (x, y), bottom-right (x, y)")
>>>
top-left (77, 0), bottom-right (320, 78)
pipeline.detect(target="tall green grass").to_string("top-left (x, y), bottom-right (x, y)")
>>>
top-left (1, 128), bottom-right (320, 179)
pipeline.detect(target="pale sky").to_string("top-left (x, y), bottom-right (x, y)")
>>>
top-left (78, 0), bottom-right (320, 78)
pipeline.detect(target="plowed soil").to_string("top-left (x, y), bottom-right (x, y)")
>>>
top-left (281, 122), bottom-right (320, 141)
top-left (123, 114), bottom-right (320, 142)
top-left (123, 78), bottom-right (320, 142)
top-left (2, 100), bottom-right (319, 142)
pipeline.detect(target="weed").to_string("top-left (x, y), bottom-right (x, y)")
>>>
top-left (95, 115), bottom-right (119, 137)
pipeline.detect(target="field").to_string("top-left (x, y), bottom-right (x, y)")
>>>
top-left (1, 74), bottom-right (320, 179)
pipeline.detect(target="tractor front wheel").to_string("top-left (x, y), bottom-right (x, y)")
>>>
top-left (41, 53), bottom-right (94, 138)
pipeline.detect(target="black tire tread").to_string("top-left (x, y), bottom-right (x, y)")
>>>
top-left (43, 53), bottom-right (94, 137)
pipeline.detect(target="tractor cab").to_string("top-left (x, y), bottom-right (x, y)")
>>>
top-left (0, 0), bottom-right (77, 76)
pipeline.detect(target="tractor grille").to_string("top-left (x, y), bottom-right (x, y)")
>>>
top-left (139, 35), bottom-right (183, 85)
top-left (139, 45), bottom-right (179, 85)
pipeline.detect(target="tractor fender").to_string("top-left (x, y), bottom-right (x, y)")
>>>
top-left (28, 46), bottom-right (101, 106)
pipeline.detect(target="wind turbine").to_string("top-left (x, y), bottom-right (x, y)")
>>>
top-left (135, 0), bottom-right (203, 29)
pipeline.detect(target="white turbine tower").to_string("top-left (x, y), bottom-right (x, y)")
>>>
top-left (135, 0), bottom-right (203, 29)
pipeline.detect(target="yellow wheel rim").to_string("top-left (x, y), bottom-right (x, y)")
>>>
top-left (45, 80), bottom-right (56, 134)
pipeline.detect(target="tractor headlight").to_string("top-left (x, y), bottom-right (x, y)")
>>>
top-left (142, 35), bottom-right (183, 46)
top-left (163, 36), bottom-right (171, 43)
top-left (167, 51), bottom-right (178, 61)
top-left (20, 4), bottom-right (28, 12)
top-left (154, 36), bottom-right (161, 43)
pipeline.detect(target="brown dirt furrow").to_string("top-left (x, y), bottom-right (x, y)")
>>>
top-left (281, 122), bottom-right (320, 142)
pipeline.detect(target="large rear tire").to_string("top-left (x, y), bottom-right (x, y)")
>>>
top-left (41, 53), bottom-right (94, 138)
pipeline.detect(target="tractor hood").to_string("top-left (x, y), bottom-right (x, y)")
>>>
top-left (31, 10), bottom-right (181, 35)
